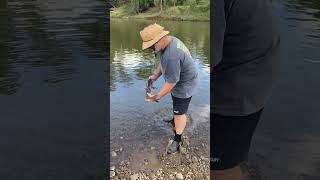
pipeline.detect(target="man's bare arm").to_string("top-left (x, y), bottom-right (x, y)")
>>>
top-left (156, 82), bottom-right (176, 100)
top-left (150, 64), bottom-right (162, 80)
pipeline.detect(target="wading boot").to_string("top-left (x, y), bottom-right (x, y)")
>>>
top-left (167, 139), bottom-right (180, 154)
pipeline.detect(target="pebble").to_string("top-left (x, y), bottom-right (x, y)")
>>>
top-left (191, 164), bottom-right (198, 170)
top-left (176, 173), bottom-right (184, 180)
top-left (111, 151), bottom-right (117, 157)
top-left (110, 166), bottom-right (115, 171)
top-left (201, 156), bottom-right (209, 161)
top-left (150, 146), bottom-right (155, 150)
top-left (187, 158), bottom-right (192, 163)
top-left (150, 173), bottom-right (156, 179)
top-left (110, 171), bottom-right (116, 177)
top-left (130, 174), bottom-right (139, 180)
top-left (157, 171), bottom-right (161, 176)
top-left (192, 156), bottom-right (198, 163)
top-left (180, 146), bottom-right (187, 154)
top-left (120, 136), bottom-right (123, 139)
top-left (119, 147), bottom-right (123, 152)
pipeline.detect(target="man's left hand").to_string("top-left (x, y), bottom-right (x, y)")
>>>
top-left (147, 93), bottom-right (160, 102)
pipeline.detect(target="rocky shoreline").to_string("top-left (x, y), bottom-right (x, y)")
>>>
top-left (110, 136), bottom-right (210, 180)
top-left (110, 106), bottom-right (211, 180)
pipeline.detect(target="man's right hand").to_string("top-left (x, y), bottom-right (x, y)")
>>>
top-left (149, 74), bottom-right (158, 81)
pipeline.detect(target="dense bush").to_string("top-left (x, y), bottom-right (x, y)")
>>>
top-left (113, 0), bottom-right (209, 14)
top-left (131, 0), bottom-right (154, 13)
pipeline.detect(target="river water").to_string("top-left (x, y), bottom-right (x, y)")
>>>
top-left (110, 19), bottom-right (210, 170)
top-left (110, 0), bottom-right (320, 179)
top-left (1, 0), bottom-right (320, 179)
top-left (248, 0), bottom-right (320, 179)
top-left (0, 0), bottom-right (107, 179)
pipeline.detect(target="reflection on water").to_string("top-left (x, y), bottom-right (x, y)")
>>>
top-left (110, 19), bottom-right (210, 92)
top-left (248, 0), bottom-right (320, 179)
top-left (110, 19), bottom-right (210, 168)
top-left (0, 0), bottom-right (107, 179)
top-left (1, 0), bottom-right (107, 93)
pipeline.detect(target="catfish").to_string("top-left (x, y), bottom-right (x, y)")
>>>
top-left (145, 79), bottom-right (158, 102)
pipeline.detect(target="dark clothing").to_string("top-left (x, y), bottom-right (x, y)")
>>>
top-left (171, 94), bottom-right (192, 115)
top-left (210, 109), bottom-right (264, 170)
top-left (212, 0), bottom-right (281, 116)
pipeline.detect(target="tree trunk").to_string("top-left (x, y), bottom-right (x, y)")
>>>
top-left (163, 0), bottom-right (165, 10)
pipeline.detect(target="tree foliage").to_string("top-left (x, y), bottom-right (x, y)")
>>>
top-left (131, 0), bottom-right (154, 13)
top-left (112, 0), bottom-right (209, 14)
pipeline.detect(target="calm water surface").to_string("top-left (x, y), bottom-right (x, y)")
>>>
top-left (1, 0), bottom-right (320, 179)
top-left (110, 19), bottom-right (210, 168)
top-left (249, 0), bottom-right (320, 179)
top-left (0, 1), bottom-right (107, 179)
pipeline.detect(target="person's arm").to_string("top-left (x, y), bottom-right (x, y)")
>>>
top-left (149, 64), bottom-right (162, 81)
top-left (150, 82), bottom-right (175, 101)
top-left (154, 63), bottom-right (162, 77)
top-left (148, 58), bottom-right (180, 101)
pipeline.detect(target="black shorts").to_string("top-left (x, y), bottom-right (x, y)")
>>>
top-left (171, 94), bottom-right (192, 115)
top-left (210, 108), bottom-right (264, 170)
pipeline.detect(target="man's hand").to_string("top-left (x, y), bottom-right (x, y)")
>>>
top-left (146, 93), bottom-right (159, 102)
top-left (149, 74), bottom-right (158, 81)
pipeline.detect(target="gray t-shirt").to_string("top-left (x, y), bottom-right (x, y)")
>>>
top-left (212, 0), bottom-right (281, 116)
top-left (159, 37), bottom-right (198, 98)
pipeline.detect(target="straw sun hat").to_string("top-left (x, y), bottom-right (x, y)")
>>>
top-left (140, 23), bottom-right (169, 50)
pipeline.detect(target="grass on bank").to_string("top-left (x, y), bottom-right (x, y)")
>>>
top-left (110, 4), bottom-right (210, 21)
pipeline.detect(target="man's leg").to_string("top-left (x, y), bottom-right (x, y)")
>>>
top-left (167, 95), bottom-right (192, 154)
top-left (167, 114), bottom-right (187, 154)
top-left (174, 114), bottom-right (187, 134)
top-left (210, 109), bottom-right (264, 179)
top-left (164, 114), bottom-right (188, 133)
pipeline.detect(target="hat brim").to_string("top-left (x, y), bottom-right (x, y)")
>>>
top-left (142, 31), bottom-right (169, 50)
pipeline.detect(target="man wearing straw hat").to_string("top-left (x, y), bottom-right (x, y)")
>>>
top-left (140, 23), bottom-right (198, 154)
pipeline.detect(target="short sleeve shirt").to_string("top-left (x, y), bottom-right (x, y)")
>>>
top-left (212, 0), bottom-right (281, 115)
top-left (160, 37), bottom-right (198, 99)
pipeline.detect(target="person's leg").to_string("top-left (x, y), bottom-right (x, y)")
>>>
top-left (174, 114), bottom-right (187, 134)
top-left (210, 109), bottom-right (264, 179)
top-left (164, 114), bottom-right (189, 132)
top-left (166, 114), bottom-right (186, 154)
top-left (167, 95), bottom-right (192, 154)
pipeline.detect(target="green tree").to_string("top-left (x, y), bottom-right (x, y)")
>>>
top-left (131, 0), bottom-right (154, 13)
